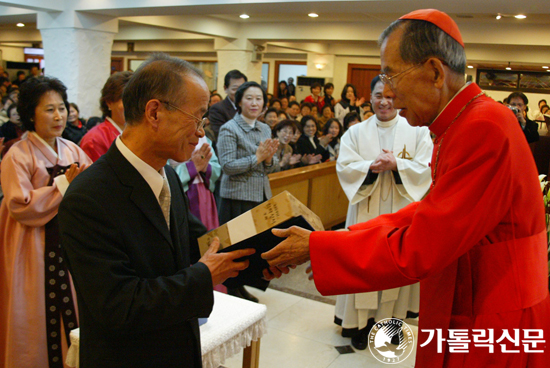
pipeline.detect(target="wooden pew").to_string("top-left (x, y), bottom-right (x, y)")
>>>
top-left (268, 161), bottom-right (348, 229)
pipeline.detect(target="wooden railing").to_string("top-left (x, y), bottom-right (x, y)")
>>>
top-left (268, 161), bottom-right (348, 229)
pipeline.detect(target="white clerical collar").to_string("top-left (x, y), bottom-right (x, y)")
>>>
top-left (115, 136), bottom-right (168, 204)
top-left (375, 113), bottom-right (400, 128)
top-left (241, 114), bottom-right (256, 127)
top-left (30, 132), bottom-right (58, 157)
top-left (106, 116), bottom-right (124, 134)
top-left (431, 82), bottom-right (471, 124)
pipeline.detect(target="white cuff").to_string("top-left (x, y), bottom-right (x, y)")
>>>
top-left (54, 175), bottom-right (70, 196)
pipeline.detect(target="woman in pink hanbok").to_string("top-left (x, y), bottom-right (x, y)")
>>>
top-left (0, 77), bottom-right (92, 368)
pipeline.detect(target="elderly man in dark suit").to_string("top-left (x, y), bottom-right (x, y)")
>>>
top-left (208, 69), bottom-right (247, 140)
top-left (58, 53), bottom-right (255, 368)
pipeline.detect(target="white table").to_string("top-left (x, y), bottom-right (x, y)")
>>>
top-left (66, 291), bottom-right (267, 368)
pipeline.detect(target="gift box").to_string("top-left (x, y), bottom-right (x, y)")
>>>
top-left (198, 191), bottom-right (324, 289)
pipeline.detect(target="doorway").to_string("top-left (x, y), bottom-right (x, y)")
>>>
top-left (347, 64), bottom-right (381, 101)
top-left (274, 61), bottom-right (307, 98)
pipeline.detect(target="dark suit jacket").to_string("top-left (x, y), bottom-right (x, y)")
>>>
top-left (523, 118), bottom-right (540, 144)
top-left (208, 97), bottom-right (237, 140)
top-left (59, 143), bottom-right (212, 368)
top-left (295, 135), bottom-right (330, 162)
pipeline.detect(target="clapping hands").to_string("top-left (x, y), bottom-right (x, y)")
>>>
top-left (302, 153), bottom-right (323, 165)
top-left (256, 138), bottom-right (279, 165)
top-left (65, 163), bottom-right (88, 183)
top-left (280, 153), bottom-right (302, 168)
top-left (191, 143), bottom-right (213, 173)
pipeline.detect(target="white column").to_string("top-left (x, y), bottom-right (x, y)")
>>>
top-left (215, 37), bottom-right (262, 96)
top-left (37, 11), bottom-right (118, 118)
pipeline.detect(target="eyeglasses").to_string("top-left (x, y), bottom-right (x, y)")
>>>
top-left (159, 100), bottom-right (207, 132)
top-left (379, 62), bottom-right (425, 90)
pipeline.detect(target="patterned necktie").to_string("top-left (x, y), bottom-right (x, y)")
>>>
top-left (159, 176), bottom-right (171, 229)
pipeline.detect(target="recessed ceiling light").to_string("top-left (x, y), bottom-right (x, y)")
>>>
top-left (16, 23), bottom-right (24, 27)
top-left (543, 66), bottom-right (549, 69)
top-left (514, 14), bottom-right (526, 19)
top-left (496, 14), bottom-right (502, 20)
top-left (240, 14), bottom-right (249, 19)
top-left (308, 13), bottom-right (319, 18)
top-left (467, 65), bottom-right (474, 69)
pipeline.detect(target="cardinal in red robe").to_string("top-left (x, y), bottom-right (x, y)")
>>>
top-left (262, 9), bottom-right (550, 368)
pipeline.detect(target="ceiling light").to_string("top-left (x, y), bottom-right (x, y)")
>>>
top-left (496, 14), bottom-right (502, 20)
top-left (308, 13), bottom-right (319, 18)
top-left (240, 14), bottom-right (249, 19)
top-left (16, 23), bottom-right (24, 27)
top-left (514, 14), bottom-right (526, 19)
top-left (505, 62), bottom-right (512, 71)
top-left (543, 66), bottom-right (549, 69)
top-left (467, 65), bottom-right (474, 69)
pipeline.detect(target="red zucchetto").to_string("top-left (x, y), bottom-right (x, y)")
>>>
top-left (399, 9), bottom-right (464, 47)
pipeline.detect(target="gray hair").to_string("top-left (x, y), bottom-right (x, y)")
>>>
top-left (122, 52), bottom-right (204, 125)
top-left (379, 20), bottom-right (466, 76)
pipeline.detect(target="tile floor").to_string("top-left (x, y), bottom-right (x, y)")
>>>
top-left (221, 288), bottom-right (417, 368)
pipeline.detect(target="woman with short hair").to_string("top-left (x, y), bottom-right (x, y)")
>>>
top-left (80, 71), bottom-right (132, 161)
top-left (0, 76), bottom-right (91, 368)
top-left (273, 120), bottom-right (302, 170)
top-left (217, 81), bottom-right (280, 301)
top-left (335, 83), bottom-right (364, 124)
top-left (62, 102), bottom-right (88, 144)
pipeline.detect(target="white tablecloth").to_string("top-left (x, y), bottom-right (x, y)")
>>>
top-left (66, 291), bottom-right (267, 368)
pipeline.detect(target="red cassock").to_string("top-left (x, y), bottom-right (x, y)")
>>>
top-left (310, 83), bottom-right (550, 367)
top-left (79, 118), bottom-right (121, 162)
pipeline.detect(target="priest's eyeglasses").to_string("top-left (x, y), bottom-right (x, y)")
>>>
top-left (159, 100), bottom-right (207, 132)
top-left (379, 62), bottom-right (425, 90)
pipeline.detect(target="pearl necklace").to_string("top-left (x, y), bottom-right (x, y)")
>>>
top-left (431, 92), bottom-right (484, 189)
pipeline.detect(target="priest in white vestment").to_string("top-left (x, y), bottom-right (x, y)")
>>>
top-left (334, 76), bottom-right (433, 349)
